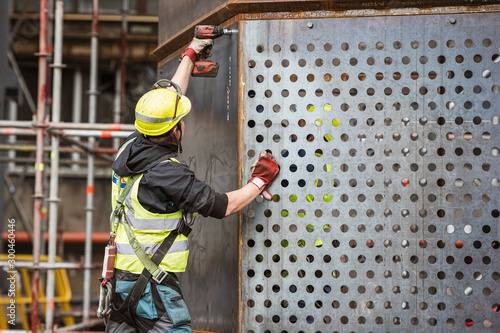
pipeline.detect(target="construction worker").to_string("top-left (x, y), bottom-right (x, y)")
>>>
top-left (104, 38), bottom-right (279, 333)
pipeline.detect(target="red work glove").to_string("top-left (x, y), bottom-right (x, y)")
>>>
top-left (250, 151), bottom-right (273, 200)
top-left (181, 38), bottom-right (214, 63)
top-left (250, 151), bottom-right (279, 198)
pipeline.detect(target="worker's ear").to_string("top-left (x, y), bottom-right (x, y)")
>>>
top-left (171, 123), bottom-right (181, 139)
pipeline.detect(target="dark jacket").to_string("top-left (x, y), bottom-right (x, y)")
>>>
top-left (112, 132), bottom-right (228, 218)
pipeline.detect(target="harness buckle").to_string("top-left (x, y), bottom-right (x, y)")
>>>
top-left (115, 205), bottom-right (124, 220)
top-left (152, 268), bottom-right (169, 284)
top-left (177, 221), bottom-right (192, 237)
top-left (107, 232), bottom-right (116, 245)
top-left (177, 215), bottom-right (192, 237)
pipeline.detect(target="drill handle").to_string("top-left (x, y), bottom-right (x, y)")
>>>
top-left (200, 44), bottom-right (213, 60)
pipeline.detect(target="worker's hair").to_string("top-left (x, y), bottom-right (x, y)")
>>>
top-left (147, 128), bottom-right (176, 143)
top-left (147, 121), bottom-right (182, 147)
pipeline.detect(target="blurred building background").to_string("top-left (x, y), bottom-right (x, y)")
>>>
top-left (2, 0), bottom-right (159, 329)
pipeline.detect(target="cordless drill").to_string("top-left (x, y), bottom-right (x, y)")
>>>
top-left (192, 25), bottom-right (235, 77)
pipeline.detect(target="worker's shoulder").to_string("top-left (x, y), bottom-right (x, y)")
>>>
top-left (147, 158), bottom-right (193, 175)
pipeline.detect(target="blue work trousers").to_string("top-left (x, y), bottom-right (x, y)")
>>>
top-left (105, 278), bottom-right (191, 333)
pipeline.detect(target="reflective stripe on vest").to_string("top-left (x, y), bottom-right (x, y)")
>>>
top-left (111, 146), bottom-right (189, 273)
top-left (111, 137), bottom-right (137, 210)
top-left (115, 239), bottom-right (188, 255)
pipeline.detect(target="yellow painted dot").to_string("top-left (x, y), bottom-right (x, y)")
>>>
top-left (315, 239), bottom-right (323, 247)
top-left (315, 119), bottom-right (323, 127)
top-left (324, 103), bottom-right (332, 112)
top-left (281, 210), bottom-right (289, 217)
top-left (324, 194), bottom-right (332, 202)
top-left (325, 164), bottom-right (332, 172)
top-left (332, 118), bottom-right (340, 127)
top-left (307, 105), bottom-right (315, 112)
top-left (324, 134), bottom-right (332, 142)
top-left (289, 194), bottom-right (297, 202)
top-left (306, 194), bottom-right (315, 202)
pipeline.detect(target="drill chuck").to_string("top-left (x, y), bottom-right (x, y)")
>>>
top-left (223, 28), bottom-right (238, 35)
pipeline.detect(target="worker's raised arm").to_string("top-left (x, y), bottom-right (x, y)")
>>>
top-left (225, 151), bottom-right (279, 216)
top-left (170, 38), bottom-right (214, 95)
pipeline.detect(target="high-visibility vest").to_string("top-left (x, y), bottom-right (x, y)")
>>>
top-left (111, 137), bottom-right (189, 273)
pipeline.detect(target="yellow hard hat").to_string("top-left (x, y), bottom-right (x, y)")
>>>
top-left (134, 79), bottom-right (191, 136)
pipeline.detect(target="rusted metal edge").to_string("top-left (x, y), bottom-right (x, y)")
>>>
top-left (151, 1), bottom-right (500, 63)
top-left (237, 20), bottom-right (245, 333)
top-left (240, 4), bottom-right (500, 20)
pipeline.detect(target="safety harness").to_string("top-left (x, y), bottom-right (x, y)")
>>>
top-left (98, 160), bottom-right (193, 323)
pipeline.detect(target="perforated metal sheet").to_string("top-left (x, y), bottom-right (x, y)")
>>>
top-left (241, 13), bottom-right (500, 332)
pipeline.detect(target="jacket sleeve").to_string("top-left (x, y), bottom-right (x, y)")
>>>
top-left (138, 161), bottom-right (228, 219)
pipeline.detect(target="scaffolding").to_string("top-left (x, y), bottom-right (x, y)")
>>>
top-left (0, 0), bottom-right (134, 331)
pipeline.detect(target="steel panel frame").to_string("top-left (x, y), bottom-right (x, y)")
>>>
top-left (241, 13), bottom-right (500, 332)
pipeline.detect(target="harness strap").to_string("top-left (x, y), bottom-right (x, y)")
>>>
top-left (114, 174), bottom-right (183, 281)
top-left (116, 229), bottom-right (181, 320)
top-left (121, 220), bottom-right (167, 281)
top-left (113, 176), bottom-right (182, 320)
top-left (109, 157), bottom-right (192, 322)
top-left (110, 175), bottom-right (139, 234)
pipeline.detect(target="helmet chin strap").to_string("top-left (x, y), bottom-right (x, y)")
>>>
top-left (169, 122), bottom-right (183, 154)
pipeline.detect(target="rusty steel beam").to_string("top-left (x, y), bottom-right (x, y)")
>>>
top-left (83, 0), bottom-right (100, 326)
top-left (0, 156), bottom-right (112, 166)
top-left (1, 231), bottom-right (110, 245)
top-left (0, 143), bottom-right (117, 154)
top-left (152, 0), bottom-right (500, 63)
top-left (31, 0), bottom-right (49, 330)
top-left (10, 12), bottom-right (159, 22)
top-left (0, 119), bottom-right (135, 131)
